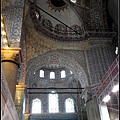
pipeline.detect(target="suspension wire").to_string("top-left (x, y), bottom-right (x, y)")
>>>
top-left (25, 0), bottom-right (82, 35)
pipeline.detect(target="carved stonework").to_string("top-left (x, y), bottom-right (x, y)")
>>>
top-left (85, 44), bottom-right (116, 84)
top-left (26, 50), bottom-right (88, 88)
top-left (47, 0), bottom-right (67, 12)
top-left (1, 48), bottom-right (22, 66)
top-left (2, 0), bottom-right (25, 48)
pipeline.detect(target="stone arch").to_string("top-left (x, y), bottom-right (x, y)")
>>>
top-left (26, 50), bottom-right (88, 87)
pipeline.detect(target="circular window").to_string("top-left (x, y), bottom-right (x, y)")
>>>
top-left (50, 0), bottom-right (66, 7)
top-left (47, 0), bottom-right (67, 12)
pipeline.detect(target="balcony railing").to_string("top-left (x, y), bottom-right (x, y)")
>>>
top-left (93, 55), bottom-right (119, 104)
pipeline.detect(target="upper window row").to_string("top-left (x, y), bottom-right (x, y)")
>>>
top-left (39, 70), bottom-right (73, 79)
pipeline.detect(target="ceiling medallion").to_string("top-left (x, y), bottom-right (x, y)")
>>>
top-left (47, 0), bottom-right (67, 12)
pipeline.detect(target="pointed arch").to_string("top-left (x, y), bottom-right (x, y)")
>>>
top-left (26, 50), bottom-right (88, 87)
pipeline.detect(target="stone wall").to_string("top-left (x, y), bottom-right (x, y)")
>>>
top-left (85, 43), bottom-right (116, 84)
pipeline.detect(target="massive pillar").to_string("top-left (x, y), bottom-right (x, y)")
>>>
top-left (2, 0), bottom-right (25, 48)
top-left (1, 47), bottom-right (22, 101)
top-left (86, 97), bottom-right (101, 120)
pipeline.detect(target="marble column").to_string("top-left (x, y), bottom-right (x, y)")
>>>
top-left (1, 47), bottom-right (22, 101)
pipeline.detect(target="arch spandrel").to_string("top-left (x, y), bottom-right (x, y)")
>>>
top-left (26, 50), bottom-right (88, 87)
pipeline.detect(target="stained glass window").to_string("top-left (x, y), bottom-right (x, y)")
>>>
top-left (65, 98), bottom-right (75, 113)
top-left (40, 70), bottom-right (44, 77)
top-left (32, 98), bottom-right (41, 113)
top-left (61, 70), bottom-right (66, 78)
top-left (50, 72), bottom-right (55, 79)
top-left (49, 91), bottom-right (59, 113)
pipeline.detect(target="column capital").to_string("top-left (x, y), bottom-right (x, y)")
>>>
top-left (24, 113), bottom-right (31, 120)
top-left (16, 85), bottom-right (27, 89)
top-left (1, 47), bottom-right (23, 67)
top-left (16, 85), bottom-right (28, 98)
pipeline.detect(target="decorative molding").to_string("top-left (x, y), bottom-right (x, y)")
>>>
top-left (1, 48), bottom-right (22, 67)
top-left (29, 3), bottom-right (116, 42)
top-left (47, 0), bottom-right (67, 12)
top-left (30, 113), bottom-right (78, 119)
top-left (85, 45), bottom-right (116, 84)
top-left (26, 50), bottom-right (88, 88)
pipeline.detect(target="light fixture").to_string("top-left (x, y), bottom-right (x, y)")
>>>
top-left (51, 91), bottom-right (55, 93)
top-left (70, 0), bottom-right (76, 3)
top-left (112, 84), bottom-right (119, 92)
top-left (103, 95), bottom-right (110, 102)
top-left (115, 47), bottom-right (118, 54)
top-left (1, 14), bottom-right (9, 47)
top-left (3, 38), bottom-right (7, 43)
top-left (1, 22), bottom-right (4, 28)
top-left (1, 31), bottom-right (6, 35)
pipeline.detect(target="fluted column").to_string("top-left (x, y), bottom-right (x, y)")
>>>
top-left (1, 47), bottom-right (22, 101)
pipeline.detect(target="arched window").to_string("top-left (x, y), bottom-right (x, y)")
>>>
top-left (32, 98), bottom-right (41, 113)
top-left (61, 70), bottom-right (66, 78)
top-left (49, 91), bottom-right (59, 113)
top-left (50, 72), bottom-right (55, 79)
top-left (65, 98), bottom-right (75, 113)
top-left (70, 71), bottom-right (73, 74)
top-left (40, 70), bottom-right (44, 77)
